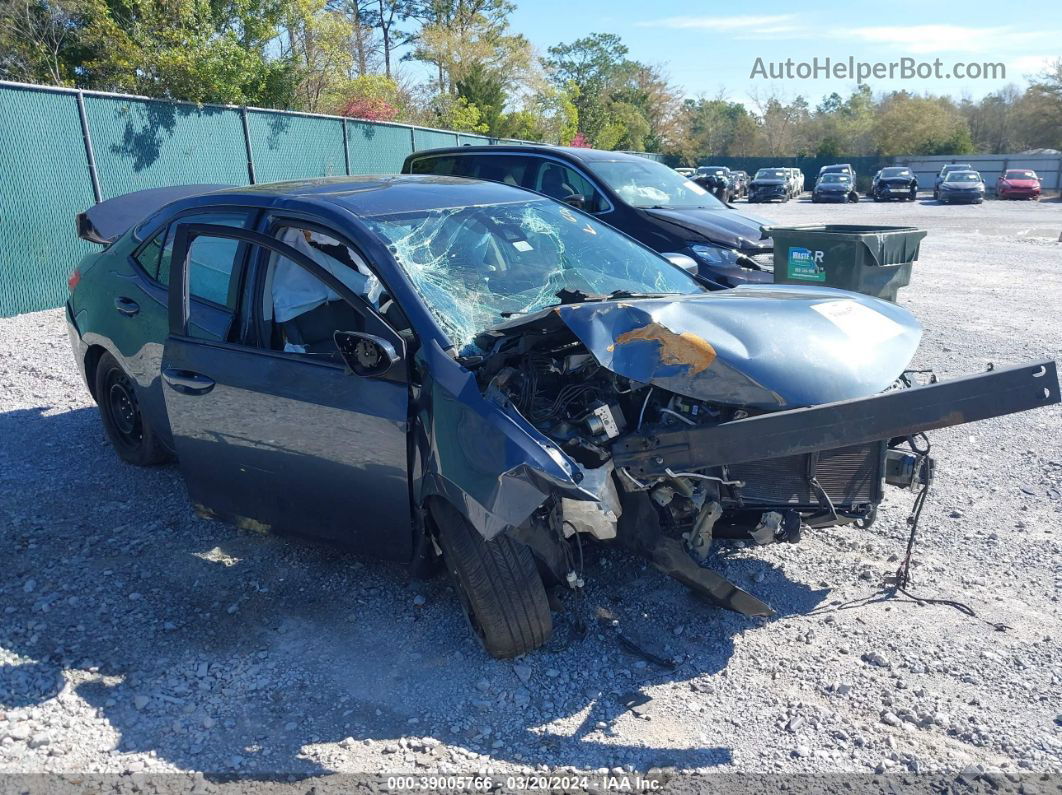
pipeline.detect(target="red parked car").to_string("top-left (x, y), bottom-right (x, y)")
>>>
top-left (996, 169), bottom-right (1042, 200)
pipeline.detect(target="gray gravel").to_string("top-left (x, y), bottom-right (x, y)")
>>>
top-left (1, 196), bottom-right (1061, 780)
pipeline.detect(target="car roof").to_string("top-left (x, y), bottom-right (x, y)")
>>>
top-left (205, 174), bottom-right (544, 216)
top-left (404, 144), bottom-right (657, 165)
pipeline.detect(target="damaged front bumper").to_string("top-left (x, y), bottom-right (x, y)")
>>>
top-left (611, 360), bottom-right (1059, 477)
top-left (606, 360), bottom-right (1058, 615)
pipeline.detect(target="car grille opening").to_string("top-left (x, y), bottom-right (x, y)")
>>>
top-left (747, 252), bottom-right (774, 272)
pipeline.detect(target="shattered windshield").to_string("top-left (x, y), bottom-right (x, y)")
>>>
top-left (587, 159), bottom-right (726, 209)
top-left (363, 199), bottom-right (703, 353)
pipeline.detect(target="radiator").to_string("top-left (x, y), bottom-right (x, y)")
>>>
top-left (727, 442), bottom-right (884, 508)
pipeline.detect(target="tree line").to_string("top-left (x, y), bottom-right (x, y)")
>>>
top-left (2, 0), bottom-right (1060, 159)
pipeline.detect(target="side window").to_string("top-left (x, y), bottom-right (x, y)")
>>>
top-left (257, 225), bottom-right (405, 359)
top-left (410, 156), bottom-right (455, 175)
top-left (533, 161), bottom-right (604, 212)
top-left (464, 155), bottom-right (530, 187)
top-left (133, 229), bottom-right (166, 280)
top-left (154, 211), bottom-right (251, 288)
top-left (186, 235), bottom-right (244, 308)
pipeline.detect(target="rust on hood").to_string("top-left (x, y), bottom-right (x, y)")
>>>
top-left (611, 322), bottom-right (717, 375)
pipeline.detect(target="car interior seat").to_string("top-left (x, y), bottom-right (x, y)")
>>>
top-left (539, 165), bottom-right (576, 201)
top-left (476, 160), bottom-right (519, 187)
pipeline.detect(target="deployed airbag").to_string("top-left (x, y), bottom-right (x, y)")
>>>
top-left (271, 230), bottom-right (381, 322)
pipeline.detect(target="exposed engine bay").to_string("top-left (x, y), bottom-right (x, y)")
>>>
top-left (465, 288), bottom-right (1056, 618)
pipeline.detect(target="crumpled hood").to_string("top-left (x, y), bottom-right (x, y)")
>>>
top-left (551, 286), bottom-right (922, 409)
top-left (642, 207), bottom-right (772, 249)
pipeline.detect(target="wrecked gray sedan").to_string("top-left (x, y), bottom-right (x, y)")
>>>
top-left (66, 176), bottom-right (1060, 658)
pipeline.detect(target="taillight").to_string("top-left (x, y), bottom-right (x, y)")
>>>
top-left (67, 268), bottom-right (81, 291)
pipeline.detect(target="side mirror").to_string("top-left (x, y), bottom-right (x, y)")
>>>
top-left (562, 193), bottom-right (586, 209)
top-left (661, 253), bottom-right (700, 275)
top-left (335, 331), bottom-right (400, 378)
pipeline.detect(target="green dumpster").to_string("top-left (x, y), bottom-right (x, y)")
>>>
top-left (765, 224), bottom-right (928, 302)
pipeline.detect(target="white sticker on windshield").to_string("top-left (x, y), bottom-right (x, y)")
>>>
top-left (811, 300), bottom-right (904, 344)
top-left (512, 240), bottom-right (532, 252)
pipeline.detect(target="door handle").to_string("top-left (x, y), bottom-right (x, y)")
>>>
top-left (114, 296), bottom-right (140, 316)
top-left (162, 368), bottom-right (216, 396)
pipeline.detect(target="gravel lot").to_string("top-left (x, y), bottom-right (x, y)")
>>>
top-left (1, 195), bottom-right (1060, 784)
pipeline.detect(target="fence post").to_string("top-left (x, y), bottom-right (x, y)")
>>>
top-left (240, 107), bottom-right (256, 184)
top-left (75, 90), bottom-right (103, 203)
top-left (409, 126), bottom-right (417, 153)
top-left (341, 119), bottom-right (351, 176)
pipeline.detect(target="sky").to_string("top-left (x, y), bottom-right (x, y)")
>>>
top-left (403, 0), bottom-right (1061, 106)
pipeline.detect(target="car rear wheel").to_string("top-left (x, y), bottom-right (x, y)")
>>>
top-left (432, 501), bottom-right (552, 658)
top-left (95, 352), bottom-right (169, 466)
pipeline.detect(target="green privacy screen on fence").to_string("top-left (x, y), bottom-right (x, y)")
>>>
top-left (0, 85), bottom-right (98, 317)
top-left (83, 95), bottom-right (250, 197)
top-left (0, 80), bottom-right (540, 317)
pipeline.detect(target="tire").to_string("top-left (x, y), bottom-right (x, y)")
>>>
top-left (95, 352), bottom-right (169, 466)
top-left (432, 501), bottom-right (551, 658)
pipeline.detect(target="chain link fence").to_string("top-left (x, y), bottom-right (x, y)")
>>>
top-left (0, 80), bottom-right (543, 317)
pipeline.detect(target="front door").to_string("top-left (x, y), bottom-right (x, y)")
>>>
top-left (160, 222), bottom-right (413, 560)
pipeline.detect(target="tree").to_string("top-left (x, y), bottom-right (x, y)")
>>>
top-left (411, 0), bottom-right (527, 96)
top-left (670, 97), bottom-right (755, 162)
top-left (623, 63), bottom-right (682, 152)
top-left (544, 33), bottom-right (632, 146)
top-left (1019, 59), bottom-right (1062, 150)
top-left (496, 109), bottom-right (540, 141)
top-left (334, 74), bottom-right (404, 119)
top-left (282, 0), bottom-right (357, 112)
top-left (750, 90), bottom-right (809, 157)
top-left (593, 102), bottom-right (649, 150)
top-left (455, 62), bottom-right (505, 135)
top-left (325, 0), bottom-right (380, 77)
top-left (366, 0), bottom-right (413, 79)
top-left (27, 0), bottom-right (301, 105)
top-left (428, 93), bottom-right (488, 132)
top-left (872, 92), bottom-right (973, 155)
top-left (0, 0), bottom-right (80, 84)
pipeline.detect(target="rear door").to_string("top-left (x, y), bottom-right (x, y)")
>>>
top-left (160, 223), bottom-right (413, 559)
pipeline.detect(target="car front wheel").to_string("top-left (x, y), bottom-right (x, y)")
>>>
top-left (95, 352), bottom-right (170, 466)
top-left (432, 501), bottom-right (552, 658)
